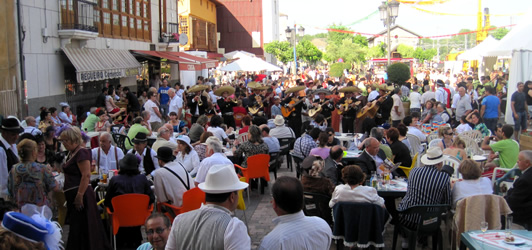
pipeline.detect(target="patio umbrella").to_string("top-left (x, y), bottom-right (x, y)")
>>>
top-left (220, 57), bottom-right (282, 72)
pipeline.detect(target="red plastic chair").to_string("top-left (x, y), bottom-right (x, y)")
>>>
top-left (157, 187), bottom-right (205, 222)
top-left (106, 194), bottom-right (153, 250)
top-left (234, 154), bottom-right (270, 203)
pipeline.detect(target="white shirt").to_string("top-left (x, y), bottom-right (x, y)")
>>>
top-left (0, 135), bottom-right (17, 197)
top-left (368, 90), bottom-right (379, 102)
top-left (176, 150), bottom-right (200, 176)
top-left (270, 126), bottom-right (296, 139)
top-left (391, 94), bottom-right (404, 121)
top-left (455, 123), bottom-right (473, 134)
top-left (421, 91), bottom-right (435, 105)
top-left (207, 126), bottom-right (228, 141)
top-left (435, 87), bottom-right (447, 105)
top-left (168, 95), bottom-right (183, 115)
top-left (91, 146), bottom-right (124, 171)
top-left (127, 147), bottom-right (160, 175)
top-left (152, 161), bottom-right (195, 206)
top-left (209, 91), bottom-right (218, 104)
top-left (144, 99), bottom-right (162, 123)
top-left (407, 127), bottom-right (427, 142)
top-left (23, 126), bottom-right (41, 136)
top-left (259, 211), bottom-right (332, 250)
top-left (166, 204), bottom-right (250, 250)
top-left (409, 91), bottom-right (422, 109)
top-left (58, 112), bottom-right (73, 124)
top-left (452, 177), bottom-right (493, 206)
top-left (195, 153), bottom-right (233, 183)
top-left (329, 184), bottom-right (385, 208)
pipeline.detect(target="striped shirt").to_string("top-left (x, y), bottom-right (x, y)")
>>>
top-left (398, 165), bottom-right (451, 229)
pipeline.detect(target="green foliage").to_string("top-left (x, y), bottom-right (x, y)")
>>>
top-left (387, 62), bottom-right (411, 85)
top-left (353, 34), bottom-right (368, 47)
top-left (491, 27), bottom-right (509, 40)
top-left (327, 24), bottom-right (354, 46)
top-left (413, 47), bottom-right (437, 62)
top-left (396, 44), bottom-right (414, 58)
top-left (296, 40), bottom-right (323, 64)
top-left (324, 38), bottom-right (366, 64)
top-left (329, 63), bottom-right (350, 77)
top-left (366, 42), bottom-right (386, 59)
top-left (264, 41), bottom-right (294, 64)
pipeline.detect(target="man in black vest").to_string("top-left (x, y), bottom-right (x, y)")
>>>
top-left (0, 117), bottom-right (22, 196)
top-left (127, 132), bottom-right (159, 176)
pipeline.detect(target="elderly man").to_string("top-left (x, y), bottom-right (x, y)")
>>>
top-left (91, 132), bottom-right (124, 171)
top-left (433, 103), bottom-right (451, 123)
top-left (23, 116), bottom-right (41, 136)
top-left (293, 127), bottom-right (320, 159)
top-left (152, 126), bottom-right (177, 152)
top-left (259, 176), bottom-right (332, 249)
top-left (353, 138), bottom-right (387, 179)
top-left (322, 145), bottom-right (344, 185)
top-left (127, 132), bottom-right (159, 176)
top-left (420, 85), bottom-right (435, 106)
top-left (269, 115), bottom-right (295, 138)
top-left (137, 213), bottom-right (172, 250)
top-left (454, 87), bottom-right (472, 123)
top-left (153, 147), bottom-right (194, 206)
top-left (166, 164), bottom-right (250, 249)
top-left (481, 124), bottom-right (519, 171)
top-left (194, 136), bottom-right (232, 185)
top-left (506, 150), bottom-right (532, 229)
top-left (0, 117), bottom-right (22, 197)
top-left (435, 80), bottom-right (448, 107)
top-left (260, 124), bottom-right (280, 153)
top-left (168, 88), bottom-right (183, 120)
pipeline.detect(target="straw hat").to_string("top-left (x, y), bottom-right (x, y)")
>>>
top-left (285, 86), bottom-right (306, 94)
top-left (254, 85), bottom-right (270, 91)
top-left (198, 164), bottom-right (249, 193)
top-left (247, 81), bottom-right (261, 89)
top-left (214, 85), bottom-right (235, 96)
top-left (313, 89), bottom-right (332, 95)
top-left (420, 147), bottom-right (448, 165)
top-left (176, 135), bottom-right (194, 150)
top-left (338, 86), bottom-right (360, 93)
top-left (273, 115), bottom-right (285, 126)
top-left (377, 85), bottom-right (394, 92)
top-left (188, 85), bottom-right (209, 93)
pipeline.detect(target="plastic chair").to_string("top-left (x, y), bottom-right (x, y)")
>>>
top-left (459, 130), bottom-right (483, 143)
top-left (392, 204), bottom-right (449, 250)
top-left (493, 167), bottom-right (521, 195)
top-left (113, 133), bottom-right (131, 153)
top-left (290, 152), bottom-right (304, 179)
top-left (406, 134), bottom-right (425, 157)
top-left (442, 155), bottom-right (461, 179)
top-left (278, 138), bottom-right (295, 171)
top-left (110, 124), bottom-right (124, 135)
top-left (458, 135), bottom-right (482, 155)
top-left (269, 152), bottom-right (281, 180)
top-left (106, 194), bottom-right (153, 250)
top-left (399, 153), bottom-right (418, 178)
top-left (237, 133), bottom-right (249, 144)
top-left (90, 136), bottom-right (100, 149)
top-left (428, 139), bottom-right (442, 149)
top-left (157, 187), bottom-right (205, 221)
top-left (234, 154), bottom-right (271, 204)
top-left (233, 113), bottom-right (245, 128)
top-left (303, 192), bottom-right (333, 228)
top-left (426, 133), bottom-right (440, 143)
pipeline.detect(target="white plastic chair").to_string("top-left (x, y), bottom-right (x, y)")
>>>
top-left (458, 135), bottom-right (483, 156)
top-left (459, 130), bottom-right (483, 143)
top-left (442, 155), bottom-right (461, 179)
top-left (426, 133), bottom-right (440, 143)
top-left (237, 133), bottom-right (249, 144)
top-left (428, 139), bottom-right (442, 149)
top-left (406, 133), bottom-right (426, 157)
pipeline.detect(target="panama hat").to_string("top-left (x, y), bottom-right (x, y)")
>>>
top-left (273, 115), bottom-right (285, 126)
top-left (254, 85), bottom-right (270, 91)
top-left (198, 164), bottom-right (249, 193)
top-left (59, 102), bottom-right (70, 108)
top-left (214, 85), bottom-right (235, 96)
top-left (338, 86), bottom-right (360, 93)
top-left (156, 146), bottom-right (176, 162)
top-left (420, 147), bottom-right (448, 165)
top-left (1, 117), bottom-right (23, 133)
top-left (188, 85), bottom-right (209, 93)
top-left (285, 86), bottom-right (306, 94)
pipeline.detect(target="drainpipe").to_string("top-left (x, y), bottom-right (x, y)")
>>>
top-left (16, 0), bottom-right (27, 117)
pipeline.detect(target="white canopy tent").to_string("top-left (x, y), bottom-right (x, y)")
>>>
top-left (484, 12), bottom-right (532, 125)
top-left (458, 36), bottom-right (499, 61)
top-left (223, 50), bottom-right (256, 60)
top-left (220, 56), bottom-right (282, 72)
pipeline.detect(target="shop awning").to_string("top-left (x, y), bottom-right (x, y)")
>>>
top-left (133, 50), bottom-right (218, 70)
top-left (62, 48), bottom-right (142, 83)
top-left (133, 50), bottom-right (198, 65)
top-left (168, 52), bottom-right (219, 69)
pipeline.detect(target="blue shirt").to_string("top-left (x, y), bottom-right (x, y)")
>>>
top-left (158, 86), bottom-right (170, 105)
top-left (481, 95), bottom-right (500, 119)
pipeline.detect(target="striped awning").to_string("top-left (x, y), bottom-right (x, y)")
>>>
top-left (63, 48), bottom-right (142, 83)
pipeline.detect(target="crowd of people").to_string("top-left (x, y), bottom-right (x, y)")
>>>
top-left (0, 66), bottom-right (531, 249)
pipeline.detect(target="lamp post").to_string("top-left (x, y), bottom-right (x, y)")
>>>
top-left (285, 24), bottom-right (305, 75)
top-left (378, 0), bottom-right (400, 66)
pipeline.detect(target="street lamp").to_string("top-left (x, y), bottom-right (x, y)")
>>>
top-left (285, 25), bottom-right (305, 75)
top-left (378, 0), bottom-right (400, 66)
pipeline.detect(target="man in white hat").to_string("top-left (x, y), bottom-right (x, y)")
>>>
top-left (397, 147), bottom-right (451, 247)
top-left (58, 102), bottom-right (74, 125)
top-left (269, 115), bottom-right (295, 139)
top-left (166, 164), bottom-right (250, 249)
top-left (194, 136), bottom-right (232, 186)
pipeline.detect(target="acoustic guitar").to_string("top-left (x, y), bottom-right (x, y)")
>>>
top-left (356, 92), bottom-right (390, 119)
top-left (308, 100), bottom-right (331, 118)
top-left (281, 97), bottom-right (305, 117)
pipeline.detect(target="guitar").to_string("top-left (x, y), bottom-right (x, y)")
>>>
top-left (357, 92), bottom-right (390, 119)
top-left (281, 97), bottom-right (305, 117)
top-left (248, 95), bottom-right (263, 115)
top-left (337, 98), bottom-right (361, 115)
top-left (308, 99), bottom-right (331, 118)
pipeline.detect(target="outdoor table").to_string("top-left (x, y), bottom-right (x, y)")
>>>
top-left (336, 133), bottom-right (363, 149)
top-left (472, 154), bottom-right (488, 169)
top-left (376, 179), bottom-right (407, 225)
top-left (342, 150), bottom-right (360, 163)
top-left (460, 230), bottom-right (532, 250)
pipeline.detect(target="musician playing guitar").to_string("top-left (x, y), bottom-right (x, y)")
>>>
top-left (281, 86), bottom-right (306, 137)
top-left (216, 86), bottom-right (237, 129)
top-left (312, 90), bottom-right (334, 125)
top-left (353, 88), bottom-right (367, 133)
top-left (337, 87), bottom-right (360, 133)
top-left (375, 84), bottom-right (394, 126)
top-left (247, 87), bottom-right (264, 116)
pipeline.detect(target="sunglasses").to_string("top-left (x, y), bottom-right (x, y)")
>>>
top-left (328, 133), bottom-right (334, 136)
top-left (146, 227), bottom-right (167, 236)
top-left (446, 133), bottom-right (453, 135)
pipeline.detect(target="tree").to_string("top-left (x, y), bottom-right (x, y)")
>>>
top-left (324, 38), bottom-right (366, 64)
top-left (327, 24), bottom-right (354, 46)
top-left (353, 34), bottom-right (368, 47)
top-left (366, 42), bottom-right (386, 59)
top-left (396, 44), bottom-right (414, 58)
top-left (264, 41), bottom-right (293, 64)
top-left (491, 27), bottom-right (509, 40)
top-left (413, 47), bottom-right (437, 62)
top-left (387, 62), bottom-right (411, 85)
top-left (296, 40), bottom-right (323, 64)
top-left (329, 63), bottom-right (350, 77)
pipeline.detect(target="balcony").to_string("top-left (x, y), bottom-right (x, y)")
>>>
top-left (58, 0), bottom-right (99, 46)
top-left (159, 22), bottom-right (180, 43)
top-left (58, 23), bottom-right (98, 33)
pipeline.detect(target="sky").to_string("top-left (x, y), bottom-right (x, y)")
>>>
top-left (278, 0), bottom-right (532, 39)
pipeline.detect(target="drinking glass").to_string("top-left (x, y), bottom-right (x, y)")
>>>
top-left (506, 215), bottom-right (513, 238)
top-left (480, 221), bottom-right (488, 249)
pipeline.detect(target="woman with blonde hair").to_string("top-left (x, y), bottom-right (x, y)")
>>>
top-left (8, 139), bottom-right (59, 208)
top-left (437, 126), bottom-right (454, 150)
top-left (443, 137), bottom-right (468, 161)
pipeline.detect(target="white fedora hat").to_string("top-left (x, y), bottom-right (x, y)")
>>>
top-left (198, 164), bottom-right (248, 194)
top-left (421, 147), bottom-right (448, 165)
top-left (274, 115), bottom-right (285, 126)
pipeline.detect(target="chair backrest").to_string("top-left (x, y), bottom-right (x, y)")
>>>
top-left (458, 135), bottom-right (482, 156)
top-left (110, 194), bottom-right (153, 233)
top-left (269, 152), bottom-right (280, 170)
top-left (110, 124), bottom-right (124, 134)
top-left (427, 133), bottom-right (440, 143)
top-left (180, 187), bottom-right (206, 214)
top-left (442, 155), bottom-right (461, 179)
top-left (406, 134), bottom-right (421, 157)
top-left (237, 133), bottom-right (249, 144)
top-left (459, 130), bottom-right (483, 142)
top-left (331, 202), bottom-right (390, 245)
top-left (428, 139), bottom-right (442, 149)
top-left (246, 154), bottom-right (271, 181)
top-left (90, 136), bottom-right (100, 149)
top-left (303, 192), bottom-right (333, 226)
top-left (399, 153), bottom-right (418, 178)
top-left (278, 138), bottom-right (294, 155)
top-left (113, 134), bottom-right (131, 153)
top-left (400, 204), bottom-right (449, 234)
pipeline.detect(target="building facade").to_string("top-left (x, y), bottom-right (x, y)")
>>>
top-left (368, 25), bottom-right (421, 50)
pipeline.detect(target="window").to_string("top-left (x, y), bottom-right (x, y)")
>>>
top-left (59, 0), bottom-right (98, 32)
top-left (98, 0), bottom-right (150, 40)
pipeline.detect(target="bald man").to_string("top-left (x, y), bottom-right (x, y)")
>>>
top-left (321, 145), bottom-right (344, 185)
top-left (353, 137), bottom-right (388, 181)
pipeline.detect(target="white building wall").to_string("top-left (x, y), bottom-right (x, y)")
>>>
top-left (369, 27), bottom-right (420, 49)
top-left (279, 14), bottom-right (288, 42)
top-left (262, 0), bottom-right (279, 63)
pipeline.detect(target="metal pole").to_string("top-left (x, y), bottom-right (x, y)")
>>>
top-left (387, 2), bottom-right (391, 66)
top-left (293, 24), bottom-right (297, 75)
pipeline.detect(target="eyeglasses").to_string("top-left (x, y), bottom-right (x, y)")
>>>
top-left (328, 133), bottom-right (334, 136)
top-left (146, 227), bottom-right (167, 236)
top-left (446, 133), bottom-right (453, 135)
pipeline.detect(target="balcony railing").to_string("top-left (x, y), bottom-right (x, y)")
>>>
top-left (159, 22), bottom-right (179, 43)
top-left (58, 23), bottom-right (98, 33)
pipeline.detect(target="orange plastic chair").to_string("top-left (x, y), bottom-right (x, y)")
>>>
top-left (106, 194), bottom-right (153, 250)
top-left (234, 154), bottom-right (270, 203)
top-left (157, 187), bottom-right (205, 222)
